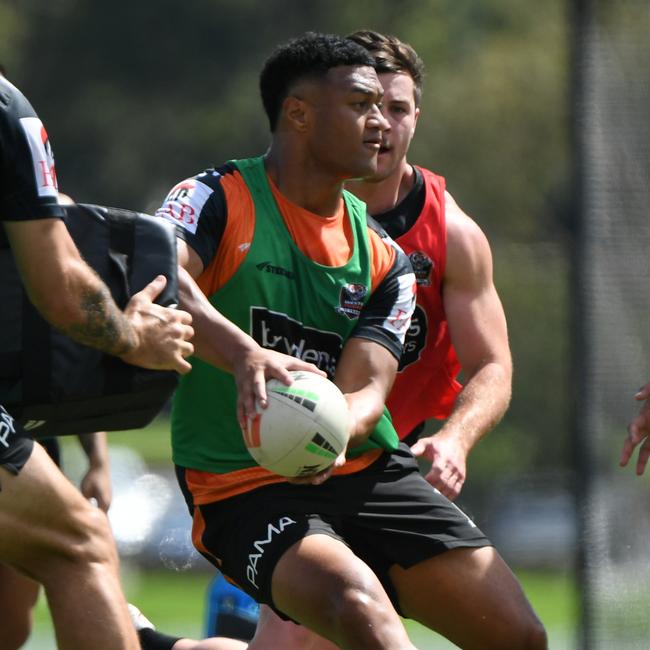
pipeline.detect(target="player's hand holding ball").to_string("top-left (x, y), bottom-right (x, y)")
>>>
top-left (243, 371), bottom-right (350, 481)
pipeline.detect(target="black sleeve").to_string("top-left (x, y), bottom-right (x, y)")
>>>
top-left (352, 221), bottom-right (416, 360)
top-left (0, 78), bottom-right (65, 224)
top-left (155, 165), bottom-right (233, 270)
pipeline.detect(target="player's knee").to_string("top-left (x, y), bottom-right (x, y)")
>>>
top-left (68, 505), bottom-right (116, 565)
top-left (329, 582), bottom-right (397, 642)
top-left (42, 501), bottom-right (116, 572)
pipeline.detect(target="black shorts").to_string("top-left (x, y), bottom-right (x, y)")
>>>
top-left (0, 404), bottom-right (34, 475)
top-left (178, 443), bottom-right (490, 616)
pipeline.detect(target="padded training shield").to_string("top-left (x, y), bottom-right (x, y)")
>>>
top-left (0, 203), bottom-right (179, 436)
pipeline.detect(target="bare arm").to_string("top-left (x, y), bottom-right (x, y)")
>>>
top-left (620, 382), bottom-right (650, 475)
top-left (78, 432), bottom-right (112, 512)
top-left (291, 337), bottom-right (398, 487)
top-left (4, 218), bottom-right (194, 373)
top-left (411, 194), bottom-right (512, 499)
top-left (7, 218), bottom-right (137, 354)
top-left (177, 240), bottom-right (325, 423)
top-left (335, 337), bottom-right (398, 448)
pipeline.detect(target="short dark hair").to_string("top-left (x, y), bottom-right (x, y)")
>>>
top-left (347, 30), bottom-right (425, 107)
top-left (260, 32), bottom-right (375, 132)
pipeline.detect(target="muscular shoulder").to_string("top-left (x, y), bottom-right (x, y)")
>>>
top-left (0, 77), bottom-right (29, 120)
top-left (0, 78), bottom-right (65, 224)
top-left (0, 78), bottom-right (40, 147)
top-left (444, 191), bottom-right (494, 284)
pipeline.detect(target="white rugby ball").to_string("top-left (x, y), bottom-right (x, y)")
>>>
top-left (243, 371), bottom-right (350, 477)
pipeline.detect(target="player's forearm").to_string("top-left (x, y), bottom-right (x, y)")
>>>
top-left (78, 432), bottom-right (109, 469)
top-left (192, 309), bottom-right (259, 372)
top-left (343, 384), bottom-right (387, 448)
top-left (335, 339), bottom-right (398, 447)
top-left (36, 258), bottom-right (138, 357)
top-left (440, 361), bottom-right (512, 451)
top-left (6, 220), bottom-right (139, 357)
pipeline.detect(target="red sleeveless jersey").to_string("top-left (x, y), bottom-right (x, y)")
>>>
top-left (386, 167), bottom-right (462, 438)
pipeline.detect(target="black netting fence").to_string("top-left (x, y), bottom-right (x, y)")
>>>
top-left (571, 1), bottom-right (650, 648)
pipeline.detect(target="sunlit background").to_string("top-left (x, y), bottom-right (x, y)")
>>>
top-left (1, 1), bottom-right (648, 648)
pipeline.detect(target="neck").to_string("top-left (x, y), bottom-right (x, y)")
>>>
top-left (265, 143), bottom-right (345, 217)
top-left (348, 160), bottom-right (414, 215)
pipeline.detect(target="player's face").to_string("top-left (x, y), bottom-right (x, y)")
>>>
top-left (373, 72), bottom-right (420, 181)
top-left (303, 66), bottom-right (389, 180)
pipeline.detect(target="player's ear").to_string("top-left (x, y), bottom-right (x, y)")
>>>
top-left (412, 106), bottom-right (421, 136)
top-left (283, 95), bottom-right (310, 133)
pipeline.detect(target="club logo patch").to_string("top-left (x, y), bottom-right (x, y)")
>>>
top-left (336, 283), bottom-right (368, 320)
top-left (409, 251), bottom-right (434, 286)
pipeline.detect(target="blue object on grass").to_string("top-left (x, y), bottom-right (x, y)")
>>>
top-left (204, 572), bottom-right (260, 640)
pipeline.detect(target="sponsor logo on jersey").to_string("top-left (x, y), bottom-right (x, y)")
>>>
top-left (0, 406), bottom-right (17, 448)
top-left (156, 178), bottom-right (214, 235)
top-left (336, 283), bottom-right (368, 320)
top-left (19, 117), bottom-right (58, 198)
top-left (246, 516), bottom-right (297, 589)
top-left (409, 251), bottom-right (434, 286)
top-left (256, 261), bottom-right (295, 280)
top-left (398, 304), bottom-right (428, 371)
top-left (251, 307), bottom-right (342, 378)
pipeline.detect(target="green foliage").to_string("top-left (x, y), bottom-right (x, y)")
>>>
top-left (495, 241), bottom-right (571, 470)
top-left (0, 3), bottom-right (28, 74)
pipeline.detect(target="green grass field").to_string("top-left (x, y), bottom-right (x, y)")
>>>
top-left (26, 566), bottom-right (577, 649)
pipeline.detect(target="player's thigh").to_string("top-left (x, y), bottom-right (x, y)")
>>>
top-left (0, 443), bottom-right (112, 571)
top-left (271, 533), bottom-right (394, 632)
top-left (390, 546), bottom-right (544, 646)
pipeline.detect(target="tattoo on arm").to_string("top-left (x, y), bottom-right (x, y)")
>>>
top-left (63, 285), bottom-right (136, 357)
